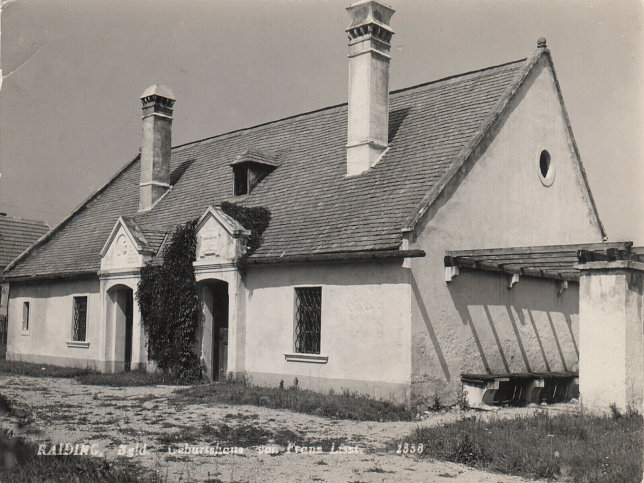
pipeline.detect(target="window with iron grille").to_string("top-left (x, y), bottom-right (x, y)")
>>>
top-left (72, 296), bottom-right (87, 342)
top-left (294, 287), bottom-right (321, 354)
top-left (22, 302), bottom-right (30, 332)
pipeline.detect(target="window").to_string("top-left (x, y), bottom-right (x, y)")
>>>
top-left (22, 302), bottom-right (30, 331)
top-left (537, 149), bottom-right (555, 186)
top-left (539, 150), bottom-right (551, 178)
top-left (294, 287), bottom-right (321, 354)
top-left (72, 296), bottom-right (87, 342)
top-left (233, 165), bottom-right (249, 196)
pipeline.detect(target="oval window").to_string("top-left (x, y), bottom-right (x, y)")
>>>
top-left (537, 149), bottom-right (555, 186)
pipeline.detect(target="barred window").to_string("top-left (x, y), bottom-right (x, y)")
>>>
top-left (22, 302), bottom-right (30, 331)
top-left (72, 296), bottom-right (87, 342)
top-left (294, 287), bottom-right (321, 354)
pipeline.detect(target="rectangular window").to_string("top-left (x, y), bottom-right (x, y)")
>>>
top-left (294, 287), bottom-right (321, 354)
top-left (72, 296), bottom-right (87, 342)
top-left (22, 302), bottom-right (30, 331)
top-left (233, 166), bottom-right (249, 196)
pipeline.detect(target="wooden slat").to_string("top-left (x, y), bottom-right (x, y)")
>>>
top-left (453, 252), bottom-right (579, 262)
top-left (447, 241), bottom-right (632, 258)
top-left (444, 242), bottom-right (642, 282)
top-left (500, 261), bottom-right (578, 268)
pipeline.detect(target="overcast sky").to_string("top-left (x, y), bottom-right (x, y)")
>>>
top-left (1, 0), bottom-right (642, 243)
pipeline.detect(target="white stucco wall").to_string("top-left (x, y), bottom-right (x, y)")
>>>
top-left (579, 266), bottom-right (644, 412)
top-left (409, 56), bottom-right (603, 402)
top-left (7, 279), bottom-right (102, 368)
top-left (243, 261), bottom-right (412, 402)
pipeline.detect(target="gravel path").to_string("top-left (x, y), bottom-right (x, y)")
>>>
top-left (0, 375), bottom-right (576, 482)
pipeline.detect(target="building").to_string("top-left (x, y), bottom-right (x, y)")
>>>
top-left (0, 214), bottom-right (50, 353)
top-left (4, 2), bottom-right (642, 408)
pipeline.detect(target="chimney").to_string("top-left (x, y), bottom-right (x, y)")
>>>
top-left (139, 84), bottom-right (175, 211)
top-left (346, 1), bottom-right (395, 176)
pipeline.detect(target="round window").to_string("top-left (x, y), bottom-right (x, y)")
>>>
top-left (537, 149), bottom-right (555, 186)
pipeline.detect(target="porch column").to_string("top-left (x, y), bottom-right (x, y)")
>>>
top-left (578, 260), bottom-right (644, 412)
top-left (131, 284), bottom-right (146, 370)
top-left (98, 278), bottom-right (109, 372)
top-left (228, 269), bottom-right (246, 376)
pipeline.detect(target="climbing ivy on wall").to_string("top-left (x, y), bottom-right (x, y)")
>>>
top-left (136, 203), bottom-right (270, 382)
top-left (219, 201), bottom-right (271, 255)
top-left (136, 219), bottom-right (202, 383)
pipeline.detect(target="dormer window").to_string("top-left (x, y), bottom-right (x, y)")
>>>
top-left (233, 165), bottom-right (249, 196)
top-left (231, 147), bottom-right (281, 197)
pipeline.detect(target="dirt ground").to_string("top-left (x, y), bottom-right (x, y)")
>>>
top-left (0, 375), bottom-right (577, 482)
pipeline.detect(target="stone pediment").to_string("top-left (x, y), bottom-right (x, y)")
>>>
top-left (195, 206), bottom-right (250, 264)
top-left (100, 217), bottom-right (154, 271)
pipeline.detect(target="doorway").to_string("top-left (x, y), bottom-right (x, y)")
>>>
top-left (201, 280), bottom-right (229, 381)
top-left (107, 285), bottom-right (134, 372)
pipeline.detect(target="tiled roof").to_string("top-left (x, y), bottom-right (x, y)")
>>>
top-left (230, 148), bottom-right (282, 168)
top-left (141, 231), bottom-right (167, 255)
top-left (6, 56), bottom-right (541, 279)
top-left (0, 216), bottom-right (50, 272)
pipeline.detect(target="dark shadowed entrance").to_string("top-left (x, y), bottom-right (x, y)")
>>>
top-left (199, 280), bottom-right (229, 381)
top-left (107, 285), bottom-right (134, 372)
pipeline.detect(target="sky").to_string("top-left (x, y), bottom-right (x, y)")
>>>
top-left (0, 0), bottom-right (642, 243)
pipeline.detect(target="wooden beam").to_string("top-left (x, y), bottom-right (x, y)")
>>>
top-left (244, 249), bottom-right (426, 265)
top-left (447, 241), bottom-right (632, 258)
top-left (3, 270), bottom-right (99, 283)
top-left (449, 259), bottom-right (579, 282)
top-left (451, 252), bottom-right (579, 262)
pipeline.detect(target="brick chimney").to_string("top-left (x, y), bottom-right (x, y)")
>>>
top-left (346, 1), bottom-right (395, 176)
top-left (139, 84), bottom-right (175, 211)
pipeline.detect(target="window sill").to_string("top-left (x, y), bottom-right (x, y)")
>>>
top-left (66, 341), bottom-right (90, 349)
top-left (284, 353), bottom-right (328, 364)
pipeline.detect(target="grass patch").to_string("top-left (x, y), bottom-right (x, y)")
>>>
top-left (0, 431), bottom-right (154, 482)
top-left (157, 422), bottom-right (343, 451)
top-left (0, 393), bottom-right (13, 414)
top-left (172, 381), bottom-right (414, 421)
top-left (0, 359), bottom-right (96, 378)
top-left (76, 369), bottom-right (192, 387)
top-left (410, 410), bottom-right (643, 482)
top-left (160, 423), bottom-right (274, 447)
top-left (0, 360), bottom-right (196, 386)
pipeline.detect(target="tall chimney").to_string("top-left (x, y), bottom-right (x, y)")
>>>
top-left (346, 1), bottom-right (395, 176)
top-left (139, 84), bottom-right (175, 211)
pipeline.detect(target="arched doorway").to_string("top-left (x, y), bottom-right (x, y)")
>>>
top-left (106, 285), bottom-right (134, 372)
top-left (198, 280), bottom-right (229, 381)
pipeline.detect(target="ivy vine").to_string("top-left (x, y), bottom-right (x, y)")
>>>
top-left (219, 201), bottom-right (271, 255)
top-left (136, 203), bottom-right (270, 382)
top-left (136, 219), bottom-right (202, 383)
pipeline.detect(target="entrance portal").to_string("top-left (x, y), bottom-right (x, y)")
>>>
top-left (200, 280), bottom-right (229, 381)
top-left (107, 285), bottom-right (134, 372)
